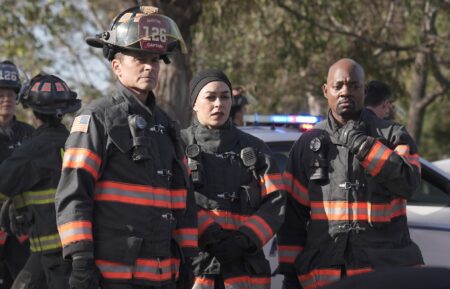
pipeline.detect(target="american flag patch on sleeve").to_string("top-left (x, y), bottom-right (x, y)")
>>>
top-left (70, 115), bottom-right (91, 133)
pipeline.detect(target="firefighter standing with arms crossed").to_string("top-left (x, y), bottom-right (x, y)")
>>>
top-left (0, 60), bottom-right (33, 288)
top-left (181, 69), bottom-right (286, 289)
top-left (55, 6), bottom-right (198, 289)
top-left (0, 73), bottom-right (81, 288)
top-left (277, 58), bottom-right (423, 289)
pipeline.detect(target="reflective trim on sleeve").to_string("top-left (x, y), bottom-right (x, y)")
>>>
top-left (0, 231), bottom-right (7, 245)
top-left (278, 245), bottom-right (304, 264)
top-left (241, 215), bottom-right (273, 245)
top-left (29, 233), bottom-right (62, 252)
top-left (197, 210), bottom-right (216, 236)
top-left (224, 276), bottom-right (271, 289)
top-left (259, 173), bottom-right (285, 197)
top-left (58, 220), bottom-right (93, 246)
top-left (14, 188), bottom-right (56, 209)
top-left (193, 276), bottom-right (215, 289)
top-left (283, 171), bottom-right (310, 206)
top-left (62, 148), bottom-right (102, 180)
top-left (172, 228), bottom-right (198, 248)
top-left (394, 145), bottom-right (421, 172)
top-left (299, 268), bottom-right (341, 289)
top-left (361, 140), bottom-right (393, 176)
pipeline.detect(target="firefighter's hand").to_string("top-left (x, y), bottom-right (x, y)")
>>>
top-left (338, 120), bottom-right (368, 154)
top-left (210, 231), bottom-right (253, 264)
top-left (69, 255), bottom-right (100, 289)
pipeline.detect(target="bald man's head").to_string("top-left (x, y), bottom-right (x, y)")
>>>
top-left (323, 58), bottom-right (366, 124)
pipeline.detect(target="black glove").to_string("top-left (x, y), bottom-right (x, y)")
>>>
top-left (209, 231), bottom-right (253, 264)
top-left (0, 199), bottom-right (28, 236)
top-left (69, 254), bottom-right (100, 289)
top-left (338, 120), bottom-right (368, 155)
top-left (283, 273), bottom-right (302, 289)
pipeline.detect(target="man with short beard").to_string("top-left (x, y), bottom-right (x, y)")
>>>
top-left (277, 58), bottom-right (423, 289)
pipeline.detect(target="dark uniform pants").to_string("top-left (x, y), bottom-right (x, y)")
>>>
top-left (0, 236), bottom-right (30, 289)
top-left (11, 252), bottom-right (71, 289)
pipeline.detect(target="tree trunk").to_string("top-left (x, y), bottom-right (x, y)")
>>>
top-left (153, 0), bottom-right (202, 128)
top-left (407, 51), bottom-right (428, 146)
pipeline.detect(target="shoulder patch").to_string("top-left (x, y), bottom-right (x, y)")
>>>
top-left (70, 115), bottom-right (91, 133)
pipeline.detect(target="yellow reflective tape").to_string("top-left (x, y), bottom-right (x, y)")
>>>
top-left (60, 148), bottom-right (65, 161)
top-left (29, 233), bottom-right (62, 252)
top-left (20, 189), bottom-right (56, 206)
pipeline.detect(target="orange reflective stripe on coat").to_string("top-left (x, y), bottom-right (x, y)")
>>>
top-left (283, 171), bottom-right (309, 206)
top-left (299, 268), bottom-right (341, 289)
top-left (96, 258), bottom-right (180, 282)
top-left (94, 181), bottom-right (187, 209)
top-left (394, 145), bottom-right (421, 172)
top-left (200, 210), bottom-right (272, 245)
top-left (259, 173), bottom-right (285, 197)
top-left (278, 245), bottom-right (303, 264)
top-left (361, 140), bottom-right (392, 176)
top-left (224, 276), bottom-right (271, 289)
top-left (310, 198), bottom-right (406, 222)
top-left (242, 215), bottom-right (273, 245)
top-left (198, 210), bottom-right (216, 236)
top-left (193, 275), bottom-right (270, 289)
top-left (62, 148), bottom-right (101, 179)
top-left (173, 228), bottom-right (198, 248)
top-left (58, 220), bottom-right (93, 246)
top-left (0, 231), bottom-right (7, 245)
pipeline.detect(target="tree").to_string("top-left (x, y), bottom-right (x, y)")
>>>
top-left (275, 0), bottom-right (450, 146)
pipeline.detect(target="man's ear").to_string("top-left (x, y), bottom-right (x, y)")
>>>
top-left (111, 58), bottom-right (121, 77)
top-left (322, 83), bottom-right (328, 99)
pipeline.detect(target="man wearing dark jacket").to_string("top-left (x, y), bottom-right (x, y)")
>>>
top-left (55, 6), bottom-right (198, 289)
top-left (0, 73), bottom-right (81, 288)
top-left (0, 60), bottom-right (33, 288)
top-left (277, 58), bottom-right (423, 289)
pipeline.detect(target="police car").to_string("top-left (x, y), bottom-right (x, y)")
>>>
top-left (241, 114), bottom-right (450, 287)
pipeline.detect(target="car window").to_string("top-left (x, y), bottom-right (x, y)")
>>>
top-left (266, 141), bottom-right (294, 172)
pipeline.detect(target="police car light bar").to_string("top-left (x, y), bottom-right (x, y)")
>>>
top-left (244, 114), bottom-right (320, 125)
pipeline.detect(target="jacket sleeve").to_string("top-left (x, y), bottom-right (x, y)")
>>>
top-left (359, 125), bottom-right (421, 199)
top-left (0, 148), bottom-right (41, 198)
top-left (55, 113), bottom-right (104, 259)
top-left (277, 138), bottom-right (310, 275)
top-left (238, 142), bottom-right (287, 249)
top-left (172, 157), bottom-right (199, 258)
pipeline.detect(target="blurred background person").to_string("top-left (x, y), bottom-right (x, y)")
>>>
top-left (365, 80), bottom-right (396, 120)
top-left (0, 60), bottom-right (33, 289)
top-left (0, 73), bottom-right (81, 289)
top-left (230, 86), bottom-right (249, 126)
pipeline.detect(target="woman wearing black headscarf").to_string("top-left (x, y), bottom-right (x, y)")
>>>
top-left (181, 69), bottom-right (286, 289)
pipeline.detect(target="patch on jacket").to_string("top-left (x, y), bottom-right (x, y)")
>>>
top-left (70, 115), bottom-right (91, 133)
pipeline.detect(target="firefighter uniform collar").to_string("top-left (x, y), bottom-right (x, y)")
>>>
top-left (193, 120), bottom-right (239, 153)
top-left (114, 81), bottom-right (156, 116)
top-left (0, 116), bottom-right (19, 140)
top-left (32, 122), bottom-right (68, 137)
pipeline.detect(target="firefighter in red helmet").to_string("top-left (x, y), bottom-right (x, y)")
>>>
top-left (0, 73), bottom-right (81, 289)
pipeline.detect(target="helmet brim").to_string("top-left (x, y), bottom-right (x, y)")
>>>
top-left (86, 36), bottom-right (104, 48)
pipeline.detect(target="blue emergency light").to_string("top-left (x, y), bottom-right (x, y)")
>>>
top-left (269, 114), bottom-right (319, 124)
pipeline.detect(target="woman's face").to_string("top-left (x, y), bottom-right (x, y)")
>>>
top-left (193, 81), bottom-right (232, 129)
